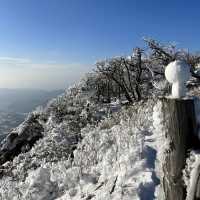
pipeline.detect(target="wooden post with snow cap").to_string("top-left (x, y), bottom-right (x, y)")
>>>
top-left (155, 60), bottom-right (197, 200)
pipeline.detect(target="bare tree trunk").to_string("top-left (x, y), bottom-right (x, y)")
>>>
top-left (118, 85), bottom-right (121, 99)
top-left (97, 84), bottom-right (100, 101)
top-left (107, 80), bottom-right (111, 103)
top-left (159, 98), bottom-right (197, 200)
top-left (135, 48), bottom-right (142, 101)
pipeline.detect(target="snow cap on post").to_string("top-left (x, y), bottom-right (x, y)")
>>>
top-left (165, 60), bottom-right (190, 98)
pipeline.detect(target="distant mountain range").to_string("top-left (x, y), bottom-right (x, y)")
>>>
top-left (0, 88), bottom-right (64, 141)
top-left (0, 88), bottom-right (64, 113)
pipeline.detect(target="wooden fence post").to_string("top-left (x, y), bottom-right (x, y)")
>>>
top-left (159, 97), bottom-right (197, 200)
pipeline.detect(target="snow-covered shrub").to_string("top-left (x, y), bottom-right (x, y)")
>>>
top-left (0, 177), bottom-right (22, 200)
top-left (23, 167), bottom-right (58, 200)
top-left (60, 99), bottom-right (156, 200)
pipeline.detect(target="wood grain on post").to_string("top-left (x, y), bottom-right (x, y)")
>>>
top-left (160, 97), bottom-right (197, 200)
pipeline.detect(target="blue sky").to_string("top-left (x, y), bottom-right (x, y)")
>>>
top-left (0, 0), bottom-right (199, 89)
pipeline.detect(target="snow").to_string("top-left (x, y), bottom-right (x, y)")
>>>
top-left (147, 100), bottom-right (170, 199)
top-left (24, 167), bottom-right (58, 200)
top-left (0, 92), bottom-right (159, 199)
top-left (183, 151), bottom-right (200, 200)
top-left (55, 99), bottom-right (160, 200)
top-left (194, 68), bottom-right (200, 76)
top-left (165, 60), bottom-right (190, 98)
top-left (152, 79), bottom-right (168, 90)
top-left (1, 71), bottom-right (199, 200)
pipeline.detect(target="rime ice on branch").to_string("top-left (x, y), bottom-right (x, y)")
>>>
top-left (165, 60), bottom-right (190, 98)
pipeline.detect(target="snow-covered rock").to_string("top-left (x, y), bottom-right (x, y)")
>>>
top-left (0, 113), bottom-right (44, 165)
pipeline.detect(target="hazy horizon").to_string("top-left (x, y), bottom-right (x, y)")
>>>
top-left (0, 58), bottom-right (92, 90)
top-left (0, 87), bottom-right (64, 91)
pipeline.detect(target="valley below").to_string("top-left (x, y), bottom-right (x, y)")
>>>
top-left (0, 88), bottom-right (64, 142)
top-left (0, 111), bottom-right (26, 141)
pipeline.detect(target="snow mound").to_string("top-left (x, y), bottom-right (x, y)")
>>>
top-left (165, 60), bottom-right (190, 98)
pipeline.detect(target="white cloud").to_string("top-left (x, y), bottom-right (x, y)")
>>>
top-left (0, 57), bottom-right (31, 64)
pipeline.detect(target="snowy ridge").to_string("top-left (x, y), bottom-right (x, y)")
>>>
top-left (1, 74), bottom-right (199, 199)
top-left (0, 79), bottom-right (160, 200)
